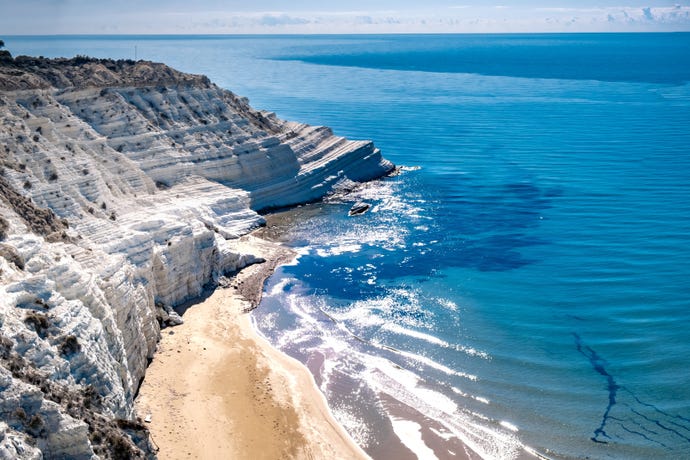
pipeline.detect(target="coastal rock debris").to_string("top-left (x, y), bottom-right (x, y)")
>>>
top-left (348, 201), bottom-right (371, 216)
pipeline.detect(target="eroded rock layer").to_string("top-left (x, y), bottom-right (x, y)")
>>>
top-left (0, 56), bottom-right (393, 458)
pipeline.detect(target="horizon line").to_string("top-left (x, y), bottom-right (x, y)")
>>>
top-left (5, 30), bottom-right (690, 38)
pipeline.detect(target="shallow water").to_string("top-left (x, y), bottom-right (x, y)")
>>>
top-left (8, 33), bottom-right (690, 459)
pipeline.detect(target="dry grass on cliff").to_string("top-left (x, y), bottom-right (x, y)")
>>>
top-left (0, 332), bottom-right (155, 459)
top-left (0, 214), bottom-right (8, 240)
top-left (0, 175), bottom-right (68, 240)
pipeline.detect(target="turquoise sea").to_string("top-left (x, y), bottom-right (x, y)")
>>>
top-left (7, 34), bottom-right (690, 459)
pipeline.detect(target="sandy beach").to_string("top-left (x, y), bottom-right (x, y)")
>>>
top-left (135, 234), bottom-right (368, 460)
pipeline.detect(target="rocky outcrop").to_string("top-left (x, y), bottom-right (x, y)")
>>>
top-left (0, 55), bottom-right (393, 458)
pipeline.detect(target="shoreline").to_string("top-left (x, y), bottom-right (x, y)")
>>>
top-left (134, 233), bottom-right (368, 460)
top-left (245, 209), bottom-right (542, 460)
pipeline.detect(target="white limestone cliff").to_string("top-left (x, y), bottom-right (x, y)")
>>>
top-left (0, 56), bottom-right (393, 458)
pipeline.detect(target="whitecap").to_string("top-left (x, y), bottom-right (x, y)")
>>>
top-left (315, 243), bottom-right (362, 257)
top-left (382, 346), bottom-right (477, 381)
top-left (437, 298), bottom-right (458, 311)
top-left (452, 386), bottom-right (490, 405)
top-left (454, 345), bottom-right (491, 360)
top-left (390, 417), bottom-right (439, 460)
top-left (500, 421), bottom-right (519, 432)
top-left (382, 323), bottom-right (450, 348)
top-left (268, 277), bottom-right (296, 297)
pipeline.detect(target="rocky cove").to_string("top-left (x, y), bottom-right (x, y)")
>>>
top-left (0, 53), bottom-right (393, 458)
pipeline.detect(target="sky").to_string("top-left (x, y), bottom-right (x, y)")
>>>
top-left (2, 0), bottom-right (690, 34)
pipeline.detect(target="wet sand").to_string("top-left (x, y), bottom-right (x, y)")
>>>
top-left (135, 234), bottom-right (368, 460)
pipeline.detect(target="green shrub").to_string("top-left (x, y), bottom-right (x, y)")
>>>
top-left (27, 414), bottom-right (46, 437)
top-left (82, 384), bottom-right (101, 409)
top-left (13, 407), bottom-right (27, 421)
top-left (59, 335), bottom-right (81, 356)
top-left (24, 312), bottom-right (50, 337)
top-left (0, 244), bottom-right (24, 269)
top-left (0, 215), bottom-right (8, 240)
top-left (0, 334), bottom-right (13, 359)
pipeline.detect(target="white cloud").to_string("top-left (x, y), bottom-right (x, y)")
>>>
top-left (258, 14), bottom-right (310, 27)
top-left (1, 3), bottom-right (690, 33)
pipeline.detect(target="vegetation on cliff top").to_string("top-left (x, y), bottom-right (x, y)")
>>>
top-left (0, 40), bottom-right (210, 91)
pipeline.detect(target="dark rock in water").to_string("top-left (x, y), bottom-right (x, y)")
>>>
top-left (349, 201), bottom-right (370, 216)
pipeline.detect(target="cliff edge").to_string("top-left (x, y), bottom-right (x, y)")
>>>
top-left (0, 52), bottom-right (393, 459)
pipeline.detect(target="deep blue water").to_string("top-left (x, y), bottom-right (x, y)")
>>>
top-left (7, 34), bottom-right (690, 459)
